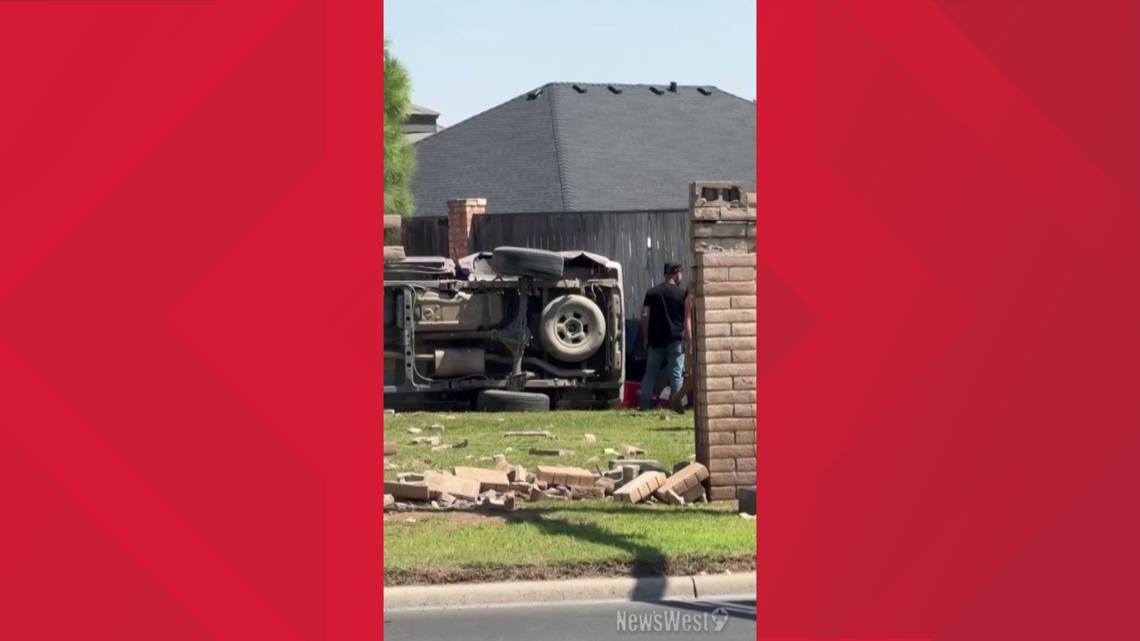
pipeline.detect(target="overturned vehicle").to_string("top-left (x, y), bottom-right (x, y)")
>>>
top-left (384, 247), bottom-right (624, 411)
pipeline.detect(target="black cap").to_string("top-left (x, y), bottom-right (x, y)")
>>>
top-left (664, 262), bottom-right (682, 276)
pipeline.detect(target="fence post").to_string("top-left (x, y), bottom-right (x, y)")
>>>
top-left (688, 181), bottom-right (757, 501)
top-left (447, 198), bottom-right (487, 261)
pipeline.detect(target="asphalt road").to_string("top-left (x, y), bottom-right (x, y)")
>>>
top-left (384, 597), bottom-right (755, 641)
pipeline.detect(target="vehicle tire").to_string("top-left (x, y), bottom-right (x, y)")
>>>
top-left (598, 389), bottom-right (622, 410)
top-left (476, 390), bottom-right (551, 412)
top-left (489, 246), bottom-right (564, 279)
top-left (539, 294), bottom-right (607, 362)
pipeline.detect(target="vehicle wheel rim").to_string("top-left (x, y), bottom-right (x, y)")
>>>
top-left (556, 312), bottom-right (590, 346)
top-left (542, 294), bottom-right (606, 362)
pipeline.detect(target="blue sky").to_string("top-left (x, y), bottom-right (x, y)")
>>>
top-left (384, 0), bottom-right (756, 127)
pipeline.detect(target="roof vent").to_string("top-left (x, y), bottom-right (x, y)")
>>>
top-left (571, 84), bottom-right (587, 93)
top-left (649, 86), bottom-right (664, 95)
top-left (697, 87), bottom-right (713, 96)
top-left (668, 81), bottom-right (677, 92)
top-left (526, 88), bottom-right (543, 100)
top-left (606, 84), bottom-right (623, 94)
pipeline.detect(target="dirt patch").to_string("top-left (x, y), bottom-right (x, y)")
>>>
top-left (385, 510), bottom-right (518, 526)
top-left (383, 554), bottom-right (755, 587)
top-left (440, 511), bottom-right (512, 526)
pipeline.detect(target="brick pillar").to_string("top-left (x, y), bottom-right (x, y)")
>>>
top-left (447, 198), bottom-right (486, 261)
top-left (689, 181), bottom-right (757, 501)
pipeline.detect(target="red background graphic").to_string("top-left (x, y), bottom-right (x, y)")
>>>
top-left (2, 1), bottom-right (1139, 640)
top-left (0, 1), bottom-right (381, 640)
top-left (760, 1), bottom-right (1140, 640)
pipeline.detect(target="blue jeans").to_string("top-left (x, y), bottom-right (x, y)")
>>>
top-left (640, 341), bottom-right (685, 410)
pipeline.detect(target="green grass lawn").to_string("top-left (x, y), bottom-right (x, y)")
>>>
top-left (384, 409), bottom-right (696, 479)
top-left (384, 500), bottom-right (755, 585)
top-left (383, 409), bottom-right (756, 585)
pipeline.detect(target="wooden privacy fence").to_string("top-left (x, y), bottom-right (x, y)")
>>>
top-left (401, 210), bottom-right (690, 319)
top-left (401, 215), bottom-right (448, 256)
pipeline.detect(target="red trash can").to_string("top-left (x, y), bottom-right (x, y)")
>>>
top-left (622, 381), bottom-right (641, 409)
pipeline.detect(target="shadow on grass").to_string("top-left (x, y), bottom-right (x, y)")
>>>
top-left (502, 504), bottom-right (750, 604)
top-left (503, 510), bottom-right (672, 601)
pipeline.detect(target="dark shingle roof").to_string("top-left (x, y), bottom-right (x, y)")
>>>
top-left (411, 83), bottom-right (755, 216)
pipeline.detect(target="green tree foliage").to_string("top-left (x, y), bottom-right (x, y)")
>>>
top-left (384, 41), bottom-right (416, 216)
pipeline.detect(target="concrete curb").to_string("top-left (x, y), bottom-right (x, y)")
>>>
top-left (691, 572), bottom-right (755, 598)
top-left (384, 573), bottom-right (756, 610)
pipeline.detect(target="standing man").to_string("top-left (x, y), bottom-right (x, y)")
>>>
top-left (639, 262), bottom-right (693, 411)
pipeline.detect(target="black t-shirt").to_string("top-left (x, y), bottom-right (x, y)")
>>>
top-left (642, 282), bottom-right (688, 348)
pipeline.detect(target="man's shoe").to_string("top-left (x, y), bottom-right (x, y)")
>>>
top-left (670, 391), bottom-right (686, 414)
top-left (670, 374), bottom-right (692, 414)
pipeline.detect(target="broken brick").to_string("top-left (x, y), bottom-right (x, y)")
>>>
top-left (655, 462), bottom-right (710, 502)
top-left (619, 464), bottom-right (640, 484)
top-left (612, 471), bottom-right (667, 503)
top-left (535, 465), bottom-right (595, 488)
top-left (510, 482), bottom-right (537, 500)
top-left (385, 482), bottom-right (430, 501)
top-left (610, 459), bottom-right (665, 474)
top-left (594, 477), bottom-right (616, 494)
top-left (452, 467), bottom-right (512, 492)
top-left (602, 468), bottom-right (623, 481)
top-left (479, 493), bottom-right (516, 512)
top-left (571, 486), bottom-right (606, 500)
top-left (424, 471), bottom-right (481, 501)
top-left (529, 448), bottom-right (574, 457)
top-left (680, 483), bottom-right (707, 504)
top-left (495, 461), bottom-right (527, 482)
